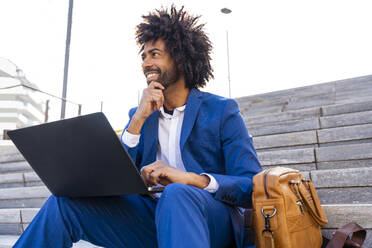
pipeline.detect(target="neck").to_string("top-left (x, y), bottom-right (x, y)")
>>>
top-left (163, 76), bottom-right (190, 110)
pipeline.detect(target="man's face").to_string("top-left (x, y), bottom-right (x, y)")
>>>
top-left (141, 39), bottom-right (180, 88)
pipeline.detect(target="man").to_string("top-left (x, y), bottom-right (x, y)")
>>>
top-left (14, 6), bottom-right (261, 248)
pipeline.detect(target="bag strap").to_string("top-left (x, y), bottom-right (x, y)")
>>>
top-left (325, 222), bottom-right (366, 248)
top-left (263, 231), bottom-right (275, 248)
top-left (296, 180), bottom-right (328, 226)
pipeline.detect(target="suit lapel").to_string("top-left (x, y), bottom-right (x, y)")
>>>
top-left (180, 88), bottom-right (202, 150)
top-left (142, 110), bottom-right (159, 164)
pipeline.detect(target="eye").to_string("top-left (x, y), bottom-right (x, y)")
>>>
top-left (152, 52), bottom-right (159, 57)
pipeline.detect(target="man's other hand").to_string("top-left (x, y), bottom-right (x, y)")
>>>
top-left (141, 161), bottom-right (210, 189)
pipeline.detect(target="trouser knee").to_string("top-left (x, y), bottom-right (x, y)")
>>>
top-left (157, 183), bottom-right (207, 213)
top-left (161, 183), bottom-right (198, 202)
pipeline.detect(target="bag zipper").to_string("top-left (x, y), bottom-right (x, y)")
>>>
top-left (264, 169), bottom-right (271, 199)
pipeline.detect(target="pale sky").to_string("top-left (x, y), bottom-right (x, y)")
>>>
top-left (1, 0), bottom-right (372, 129)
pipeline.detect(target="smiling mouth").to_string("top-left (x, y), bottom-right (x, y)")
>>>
top-left (146, 73), bottom-right (159, 80)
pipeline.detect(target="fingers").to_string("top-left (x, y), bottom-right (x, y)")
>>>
top-left (147, 90), bottom-right (163, 111)
top-left (144, 84), bottom-right (164, 107)
top-left (148, 81), bottom-right (165, 90)
top-left (141, 162), bottom-right (161, 186)
top-left (141, 161), bottom-right (173, 186)
top-left (149, 169), bottom-right (167, 186)
top-left (136, 83), bottom-right (164, 119)
top-left (147, 82), bottom-right (164, 110)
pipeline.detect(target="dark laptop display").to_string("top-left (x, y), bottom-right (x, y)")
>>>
top-left (7, 112), bottom-right (162, 197)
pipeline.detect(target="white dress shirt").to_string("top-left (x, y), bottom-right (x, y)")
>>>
top-left (121, 105), bottom-right (219, 194)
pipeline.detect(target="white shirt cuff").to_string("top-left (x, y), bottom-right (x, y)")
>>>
top-left (121, 130), bottom-right (140, 148)
top-left (201, 173), bottom-right (219, 193)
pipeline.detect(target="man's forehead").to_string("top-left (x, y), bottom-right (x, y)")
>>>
top-left (143, 39), bottom-right (166, 52)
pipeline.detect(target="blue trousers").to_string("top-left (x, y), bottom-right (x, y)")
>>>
top-left (14, 183), bottom-right (236, 248)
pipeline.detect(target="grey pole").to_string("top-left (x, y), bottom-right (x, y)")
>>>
top-left (61, 0), bottom-right (74, 119)
top-left (221, 8), bottom-right (232, 98)
top-left (226, 30), bottom-right (231, 98)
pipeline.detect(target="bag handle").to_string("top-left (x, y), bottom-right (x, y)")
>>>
top-left (325, 222), bottom-right (366, 248)
top-left (294, 180), bottom-right (328, 226)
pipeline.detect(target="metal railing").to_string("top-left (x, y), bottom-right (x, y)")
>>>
top-left (0, 83), bottom-right (82, 122)
top-left (0, 57), bottom-right (82, 122)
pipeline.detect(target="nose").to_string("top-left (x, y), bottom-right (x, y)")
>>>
top-left (142, 56), bottom-right (153, 71)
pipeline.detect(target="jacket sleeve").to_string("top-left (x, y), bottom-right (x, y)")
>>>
top-left (120, 107), bottom-right (142, 166)
top-left (209, 99), bottom-right (262, 208)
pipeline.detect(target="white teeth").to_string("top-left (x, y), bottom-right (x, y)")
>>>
top-left (147, 73), bottom-right (158, 79)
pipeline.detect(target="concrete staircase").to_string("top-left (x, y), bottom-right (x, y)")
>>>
top-left (0, 74), bottom-right (371, 247)
top-left (236, 74), bottom-right (372, 246)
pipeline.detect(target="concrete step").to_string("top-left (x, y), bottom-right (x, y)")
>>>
top-left (237, 97), bottom-right (289, 116)
top-left (253, 121), bottom-right (372, 151)
top-left (257, 148), bottom-right (315, 166)
top-left (237, 75), bottom-right (372, 117)
top-left (317, 187), bottom-right (372, 204)
top-left (243, 107), bottom-right (320, 126)
top-left (0, 155), bottom-right (24, 165)
top-left (249, 118), bottom-right (320, 136)
top-left (320, 109), bottom-right (372, 128)
top-left (311, 167), bottom-right (372, 188)
top-left (322, 98), bottom-right (372, 116)
top-left (315, 143), bottom-right (372, 162)
top-left (0, 208), bottom-right (38, 235)
top-left (237, 81), bottom-right (336, 114)
top-left (0, 144), bottom-right (24, 165)
top-left (318, 123), bottom-right (372, 144)
top-left (335, 75), bottom-right (372, 102)
top-left (263, 164), bottom-right (316, 173)
top-left (244, 101), bottom-right (372, 136)
top-left (0, 186), bottom-right (49, 209)
top-left (0, 141), bottom-right (17, 152)
top-left (260, 143), bottom-right (372, 166)
top-left (253, 130), bottom-right (317, 150)
top-left (311, 167), bottom-right (372, 204)
top-left (240, 103), bottom-right (285, 117)
top-left (0, 161), bottom-right (32, 175)
top-left (284, 89), bottom-right (335, 111)
top-left (0, 172), bottom-right (41, 189)
top-left (317, 159), bottom-right (372, 170)
top-left (0, 235), bottom-right (102, 247)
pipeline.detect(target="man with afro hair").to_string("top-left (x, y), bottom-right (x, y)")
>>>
top-left (14, 6), bottom-right (261, 248)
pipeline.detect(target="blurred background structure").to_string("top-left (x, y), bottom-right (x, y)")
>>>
top-left (0, 58), bottom-right (45, 139)
top-left (0, 58), bottom-right (82, 140)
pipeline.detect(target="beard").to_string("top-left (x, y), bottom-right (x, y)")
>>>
top-left (145, 65), bottom-right (180, 89)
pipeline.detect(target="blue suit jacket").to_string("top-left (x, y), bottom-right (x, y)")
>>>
top-left (122, 88), bottom-right (261, 247)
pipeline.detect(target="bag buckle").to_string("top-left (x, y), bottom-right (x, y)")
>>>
top-left (261, 207), bottom-right (277, 237)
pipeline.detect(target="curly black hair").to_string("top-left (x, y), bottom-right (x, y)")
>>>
top-left (136, 6), bottom-right (213, 89)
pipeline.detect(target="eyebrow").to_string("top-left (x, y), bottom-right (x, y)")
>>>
top-left (142, 48), bottom-right (162, 57)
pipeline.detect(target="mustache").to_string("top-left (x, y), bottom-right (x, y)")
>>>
top-left (143, 68), bottom-right (161, 75)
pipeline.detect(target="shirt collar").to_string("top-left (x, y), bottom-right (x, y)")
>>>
top-left (159, 105), bottom-right (186, 119)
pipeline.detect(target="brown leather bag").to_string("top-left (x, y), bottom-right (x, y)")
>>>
top-left (251, 167), bottom-right (328, 248)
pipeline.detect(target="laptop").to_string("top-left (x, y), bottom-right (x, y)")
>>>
top-left (7, 112), bottom-right (163, 197)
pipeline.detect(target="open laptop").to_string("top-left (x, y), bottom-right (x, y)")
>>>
top-left (7, 112), bottom-right (163, 197)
